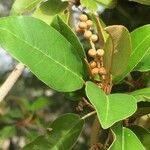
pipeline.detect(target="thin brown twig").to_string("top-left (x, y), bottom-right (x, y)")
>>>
top-left (0, 63), bottom-right (25, 102)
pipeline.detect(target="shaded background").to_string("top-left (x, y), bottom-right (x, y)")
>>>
top-left (0, 0), bottom-right (150, 149)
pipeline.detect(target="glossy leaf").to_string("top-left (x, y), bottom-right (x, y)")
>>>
top-left (23, 114), bottom-right (84, 150)
top-left (0, 16), bottom-right (84, 92)
top-left (80, 0), bottom-right (116, 11)
top-left (51, 15), bottom-right (86, 60)
top-left (105, 25), bottom-right (131, 76)
top-left (109, 124), bottom-right (145, 150)
top-left (133, 25), bottom-right (150, 72)
top-left (33, 0), bottom-right (68, 24)
top-left (129, 0), bottom-right (150, 5)
top-left (85, 81), bottom-right (137, 129)
top-left (129, 125), bottom-right (150, 150)
top-left (114, 25), bottom-right (150, 83)
top-left (130, 87), bottom-right (150, 102)
top-left (10, 0), bottom-right (42, 15)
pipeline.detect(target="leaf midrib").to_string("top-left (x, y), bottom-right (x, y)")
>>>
top-left (0, 27), bottom-right (84, 82)
top-left (51, 120), bottom-right (81, 149)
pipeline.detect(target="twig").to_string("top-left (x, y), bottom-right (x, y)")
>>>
top-left (81, 111), bottom-right (96, 120)
top-left (0, 63), bottom-right (25, 102)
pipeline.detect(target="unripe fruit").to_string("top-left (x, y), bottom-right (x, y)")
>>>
top-left (79, 21), bottom-right (87, 29)
top-left (84, 30), bottom-right (92, 39)
top-left (88, 49), bottom-right (97, 57)
top-left (86, 20), bottom-right (93, 28)
top-left (79, 14), bottom-right (88, 22)
top-left (99, 67), bottom-right (107, 75)
top-left (92, 68), bottom-right (99, 75)
top-left (91, 34), bottom-right (98, 42)
top-left (76, 27), bottom-right (83, 33)
top-left (89, 61), bottom-right (97, 69)
top-left (97, 49), bottom-right (105, 57)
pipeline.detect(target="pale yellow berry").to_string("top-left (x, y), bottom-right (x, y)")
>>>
top-left (84, 30), bottom-right (92, 39)
top-left (79, 21), bottom-right (87, 29)
top-left (86, 20), bottom-right (93, 28)
top-left (91, 34), bottom-right (98, 42)
top-left (76, 27), bottom-right (83, 33)
top-left (99, 67), bottom-right (107, 75)
top-left (89, 61), bottom-right (97, 69)
top-left (79, 14), bottom-right (88, 22)
top-left (97, 49), bottom-right (105, 57)
top-left (88, 49), bottom-right (97, 57)
top-left (92, 68), bottom-right (99, 75)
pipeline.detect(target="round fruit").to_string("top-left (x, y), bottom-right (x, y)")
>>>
top-left (97, 49), bottom-right (105, 57)
top-left (84, 30), bottom-right (92, 39)
top-left (79, 14), bottom-right (88, 22)
top-left (88, 49), bottom-right (97, 57)
top-left (79, 22), bottom-right (87, 29)
top-left (86, 20), bottom-right (93, 28)
top-left (99, 67), bottom-right (107, 75)
top-left (92, 68), bottom-right (99, 75)
top-left (89, 61), bottom-right (97, 69)
top-left (91, 34), bottom-right (98, 42)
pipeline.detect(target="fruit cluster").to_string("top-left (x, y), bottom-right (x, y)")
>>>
top-left (77, 14), bottom-right (107, 80)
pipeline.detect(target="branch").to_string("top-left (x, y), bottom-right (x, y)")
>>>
top-left (0, 63), bottom-right (25, 102)
top-left (82, 111), bottom-right (96, 120)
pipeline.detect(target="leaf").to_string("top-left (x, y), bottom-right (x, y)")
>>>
top-left (133, 25), bottom-right (150, 72)
top-left (33, 0), bottom-right (68, 24)
top-left (10, 0), bottom-right (42, 15)
top-left (0, 126), bottom-right (16, 144)
top-left (0, 16), bottom-right (84, 92)
top-left (114, 25), bottom-right (150, 83)
top-left (130, 87), bottom-right (150, 102)
top-left (30, 97), bottom-right (50, 111)
top-left (51, 15), bottom-right (86, 60)
top-left (129, 125), bottom-right (150, 150)
top-left (109, 124), bottom-right (145, 150)
top-left (96, 0), bottom-right (117, 8)
top-left (23, 113), bottom-right (84, 150)
top-left (80, 0), bottom-right (117, 11)
top-left (80, 0), bottom-right (98, 11)
top-left (85, 81), bottom-right (137, 129)
top-left (129, 0), bottom-right (150, 5)
top-left (105, 25), bottom-right (131, 76)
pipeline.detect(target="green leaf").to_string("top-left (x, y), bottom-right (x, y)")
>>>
top-left (96, 0), bottom-right (117, 8)
top-left (109, 124), bottom-right (145, 150)
top-left (129, 125), bottom-right (150, 150)
top-left (129, 0), bottom-right (150, 5)
top-left (130, 87), bottom-right (150, 102)
top-left (105, 25), bottom-right (131, 76)
top-left (0, 126), bottom-right (16, 144)
top-left (114, 25), bottom-right (150, 83)
top-left (10, 0), bottom-right (42, 15)
top-left (133, 25), bottom-right (150, 72)
top-left (51, 15), bottom-right (86, 60)
top-left (80, 0), bottom-right (116, 11)
top-left (0, 16), bottom-right (84, 92)
top-left (33, 0), bottom-right (68, 24)
top-left (23, 113), bottom-right (84, 150)
top-left (80, 0), bottom-right (98, 11)
top-left (30, 97), bottom-right (50, 111)
top-left (85, 81), bottom-right (137, 129)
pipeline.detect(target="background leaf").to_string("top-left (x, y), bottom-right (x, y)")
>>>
top-left (129, 0), bottom-right (150, 5)
top-left (33, 0), bottom-right (68, 24)
top-left (109, 124), bottom-right (145, 150)
top-left (85, 81), bottom-right (137, 129)
top-left (133, 25), bottom-right (150, 72)
top-left (114, 24), bottom-right (150, 83)
top-left (129, 125), bottom-right (150, 150)
top-left (0, 16), bottom-right (84, 92)
top-left (130, 87), bottom-right (150, 102)
top-left (23, 114), bottom-right (84, 150)
top-left (10, 0), bottom-right (42, 15)
top-left (105, 25), bottom-right (131, 76)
